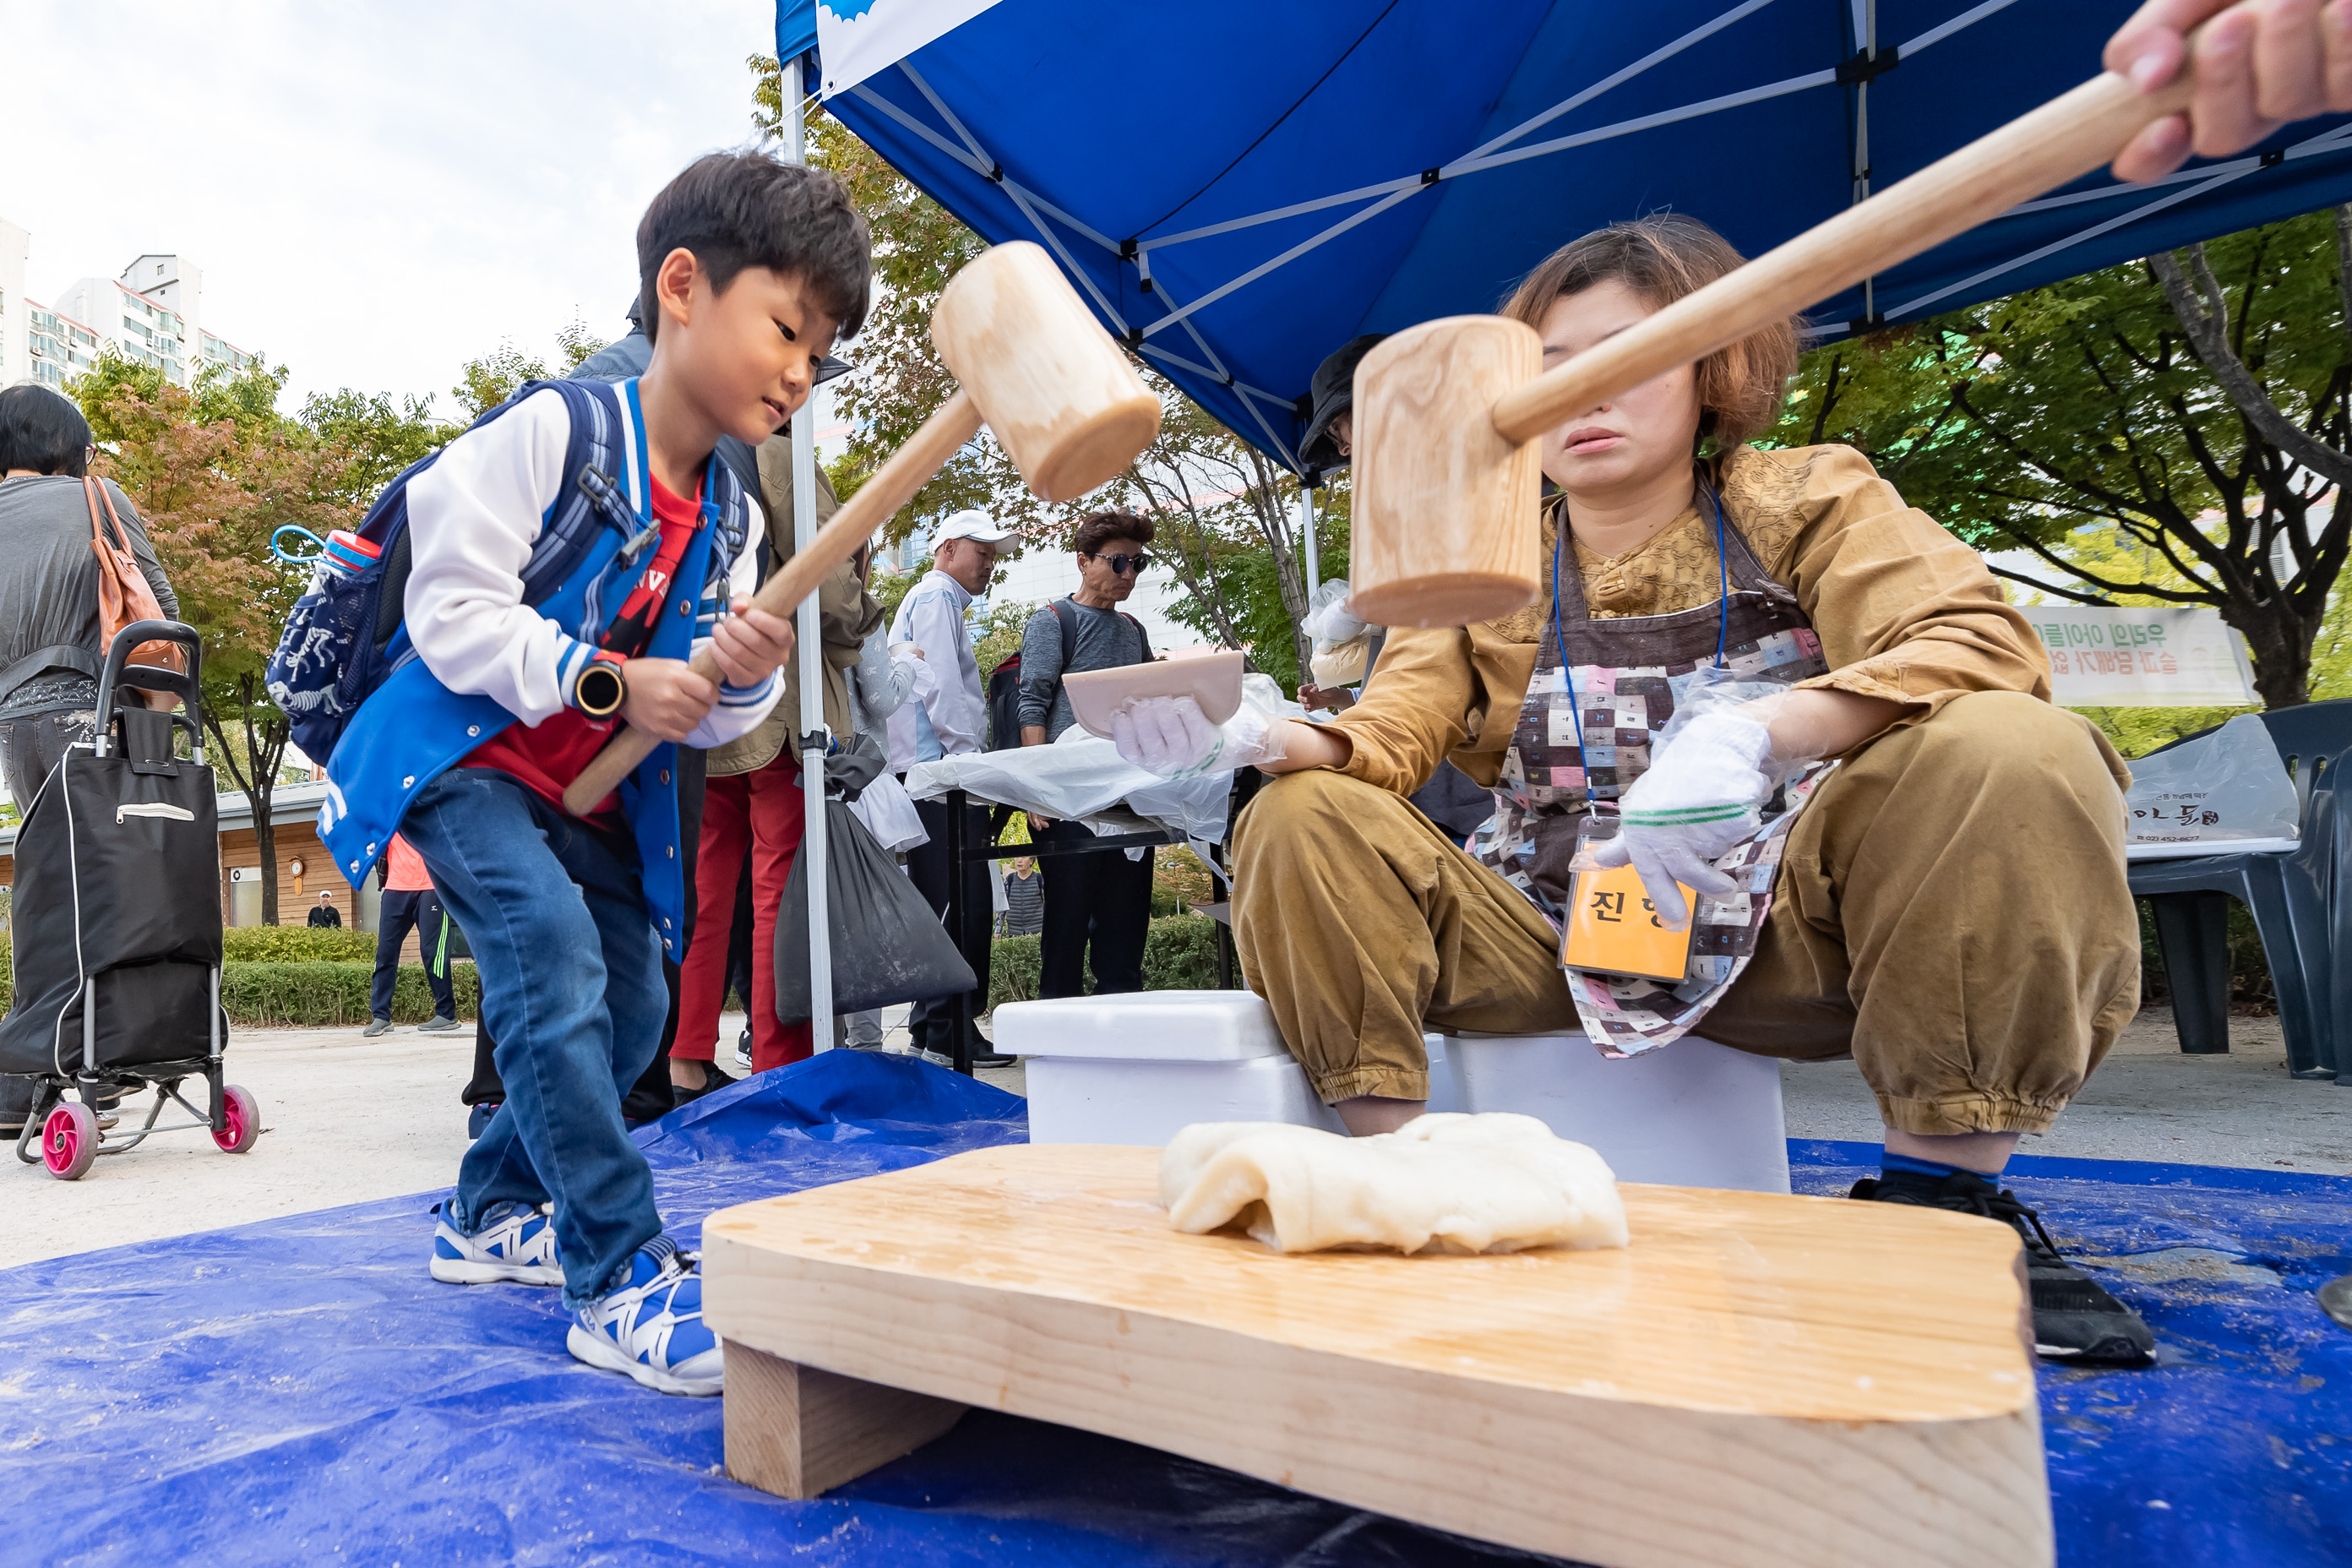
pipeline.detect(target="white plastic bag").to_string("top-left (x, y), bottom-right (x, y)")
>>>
top-left (2123, 713), bottom-right (2299, 847)
top-left (848, 766), bottom-right (928, 855)
top-left (903, 727), bottom-right (1234, 842)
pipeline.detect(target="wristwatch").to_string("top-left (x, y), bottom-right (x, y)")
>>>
top-left (574, 652), bottom-right (627, 719)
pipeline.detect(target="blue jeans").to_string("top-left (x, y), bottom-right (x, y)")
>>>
top-left (400, 769), bottom-right (668, 1309)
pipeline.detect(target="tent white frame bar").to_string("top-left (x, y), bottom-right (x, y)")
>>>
top-left (787, 56), bottom-right (833, 1037)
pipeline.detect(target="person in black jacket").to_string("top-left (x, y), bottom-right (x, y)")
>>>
top-left (307, 892), bottom-right (344, 928)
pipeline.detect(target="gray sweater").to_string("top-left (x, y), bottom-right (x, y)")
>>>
top-left (0, 476), bottom-right (179, 719)
top-left (1017, 597), bottom-right (1150, 741)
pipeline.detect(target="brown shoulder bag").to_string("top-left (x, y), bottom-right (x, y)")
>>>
top-left (84, 476), bottom-right (186, 699)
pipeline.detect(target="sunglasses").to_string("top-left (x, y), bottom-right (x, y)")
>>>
top-left (1088, 552), bottom-right (1151, 575)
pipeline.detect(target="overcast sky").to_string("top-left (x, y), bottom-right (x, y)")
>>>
top-left (1, 0), bottom-right (780, 417)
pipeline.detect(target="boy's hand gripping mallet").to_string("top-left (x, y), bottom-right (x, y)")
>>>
top-left (1345, 43), bottom-right (2212, 629)
top-left (561, 240), bottom-right (1160, 817)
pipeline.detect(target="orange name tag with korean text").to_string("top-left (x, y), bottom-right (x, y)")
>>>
top-left (1560, 861), bottom-right (1696, 982)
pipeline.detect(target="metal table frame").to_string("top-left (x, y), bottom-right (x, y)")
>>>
top-left (937, 783), bottom-right (1245, 1075)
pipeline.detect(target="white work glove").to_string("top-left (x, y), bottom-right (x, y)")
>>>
top-left (1111, 695), bottom-right (1286, 779)
top-left (1591, 709), bottom-right (1778, 930)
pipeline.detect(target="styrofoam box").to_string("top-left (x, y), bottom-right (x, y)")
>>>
top-left (1445, 1032), bottom-right (1789, 1194)
top-left (994, 994), bottom-right (1787, 1194)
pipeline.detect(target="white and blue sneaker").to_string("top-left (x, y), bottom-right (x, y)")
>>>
top-left (566, 1235), bottom-right (725, 1396)
top-left (430, 1200), bottom-right (563, 1287)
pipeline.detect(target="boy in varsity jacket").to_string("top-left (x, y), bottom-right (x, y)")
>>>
top-left (325, 154), bottom-right (868, 1395)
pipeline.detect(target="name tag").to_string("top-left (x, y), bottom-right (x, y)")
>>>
top-left (1560, 862), bottom-right (1695, 983)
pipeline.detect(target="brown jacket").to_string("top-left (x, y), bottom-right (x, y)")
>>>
top-left (707, 433), bottom-right (884, 776)
top-left (1331, 444), bottom-right (2055, 797)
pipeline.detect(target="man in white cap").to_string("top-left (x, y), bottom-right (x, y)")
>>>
top-left (891, 508), bottom-right (1018, 1067)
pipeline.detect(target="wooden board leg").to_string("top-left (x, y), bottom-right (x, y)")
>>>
top-left (724, 1340), bottom-right (967, 1500)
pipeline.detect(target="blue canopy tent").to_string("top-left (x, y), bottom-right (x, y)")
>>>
top-left (777, 0), bottom-right (2352, 473)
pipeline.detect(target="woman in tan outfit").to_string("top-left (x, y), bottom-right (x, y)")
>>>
top-left (1115, 216), bottom-right (2150, 1365)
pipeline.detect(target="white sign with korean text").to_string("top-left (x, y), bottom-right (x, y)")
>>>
top-left (2026, 607), bottom-right (2257, 708)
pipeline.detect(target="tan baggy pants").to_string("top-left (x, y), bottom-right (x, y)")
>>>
top-left (1230, 691), bottom-right (2142, 1137)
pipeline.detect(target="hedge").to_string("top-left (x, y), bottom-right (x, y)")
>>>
top-left (0, 947), bottom-right (476, 1027)
top-left (220, 961), bottom-right (482, 1027)
top-left (987, 913), bottom-right (1226, 1010)
top-left (0, 914), bottom-right (1237, 1029)
top-left (222, 927), bottom-right (378, 963)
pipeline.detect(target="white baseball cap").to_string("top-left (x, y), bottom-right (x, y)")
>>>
top-left (934, 509), bottom-right (1017, 547)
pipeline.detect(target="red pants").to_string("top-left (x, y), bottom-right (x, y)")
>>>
top-left (676, 759), bottom-right (811, 1071)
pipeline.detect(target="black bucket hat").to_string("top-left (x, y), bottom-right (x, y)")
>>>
top-left (1298, 333), bottom-right (1388, 472)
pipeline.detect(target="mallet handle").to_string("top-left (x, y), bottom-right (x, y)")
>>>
top-left (1489, 62), bottom-right (2200, 447)
top-left (559, 390), bottom-right (983, 819)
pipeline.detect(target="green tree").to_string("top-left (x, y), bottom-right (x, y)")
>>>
top-left (297, 389), bottom-right (449, 500)
top-left (77, 373), bottom-right (357, 924)
top-left (450, 320), bottom-right (607, 421)
top-left (1775, 205), bottom-right (2352, 710)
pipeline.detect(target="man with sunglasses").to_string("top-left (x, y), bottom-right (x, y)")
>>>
top-left (1017, 511), bottom-right (1159, 1000)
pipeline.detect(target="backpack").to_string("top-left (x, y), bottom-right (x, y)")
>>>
top-left (985, 597), bottom-right (1150, 750)
top-left (265, 378), bottom-right (647, 764)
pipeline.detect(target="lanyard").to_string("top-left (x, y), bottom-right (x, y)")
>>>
top-left (1550, 483), bottom-right (1732, 783)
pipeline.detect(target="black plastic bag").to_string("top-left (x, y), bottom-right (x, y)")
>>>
top-left (775, 795), bottom-right (977, 1025)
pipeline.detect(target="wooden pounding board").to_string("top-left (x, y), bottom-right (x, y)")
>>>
top-left (703, 1144), bottom-right (2050, 1568)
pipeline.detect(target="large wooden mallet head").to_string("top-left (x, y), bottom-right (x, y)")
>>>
top-left (932, 240), bottom-right (1162, 502)
top-left (1346, 53), bottom-right (2206, 630)
top-left (558, 240), bottom-right (1159, 819)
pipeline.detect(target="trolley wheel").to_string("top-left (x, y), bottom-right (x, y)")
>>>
top-left (42, 1102), bottom-right (98, 1180)
top-left (213, 1084), bottom-right (260, 1154)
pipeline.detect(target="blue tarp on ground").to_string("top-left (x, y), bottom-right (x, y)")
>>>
top-left (2, 1054), bottom-right (2347, 1565)
top-left (782, 1), bottom-right (2352, 469)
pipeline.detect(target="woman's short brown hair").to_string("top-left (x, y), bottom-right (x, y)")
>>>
top-left (1499, 214), bottom-right (1799, 456)
top-left (1072, 509), bottom-right (1155, 557)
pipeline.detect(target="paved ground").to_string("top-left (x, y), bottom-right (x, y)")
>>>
top-left (2, 1004), bottom-right (2337, 1271)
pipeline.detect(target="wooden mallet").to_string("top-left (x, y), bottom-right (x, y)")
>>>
top-left (1347, 48), bottom-right (2208, 629)
top-left (560, 240), bottom-right (1161, 817)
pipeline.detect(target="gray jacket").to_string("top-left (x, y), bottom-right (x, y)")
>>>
top-left (0, 476), bottom-right (178, 718)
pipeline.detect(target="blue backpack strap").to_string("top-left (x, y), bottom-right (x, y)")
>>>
top-left (515, 378), bottom-right (640, 604)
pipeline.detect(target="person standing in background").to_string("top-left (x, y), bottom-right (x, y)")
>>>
top-left (1016, 511), bottom-right (1157, 998)
top-left (308, 891), bottom-right (344, 929)
top-left (999, 855), bottom-right (1043, 938)
top-left (892, 509), bottom-right (1016, 1068)
top-left (366, 833), bottom-right (459, 1037)
top-left (0, 385), bottom-right (178, 1139)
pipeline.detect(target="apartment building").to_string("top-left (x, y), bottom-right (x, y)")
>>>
top-left (1, 217), bottom-right (254, 392)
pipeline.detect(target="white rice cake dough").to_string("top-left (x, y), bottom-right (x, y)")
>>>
top-left (1158, 1113), bottom-right (1629, 1255)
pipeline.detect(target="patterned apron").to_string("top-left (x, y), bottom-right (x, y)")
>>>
top-left (1472, 496), bottom-right (1832, 1056)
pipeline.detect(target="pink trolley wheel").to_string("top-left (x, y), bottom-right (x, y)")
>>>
top-left (214, 1084), bottom-right (260, 1154)
top-left (42, 1101), bottom-right (98, 1180)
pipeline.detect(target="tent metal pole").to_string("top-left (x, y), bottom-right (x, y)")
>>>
top-left (1299, 481), bottom-right (1318, 602)
top-left (787, 54), bottom-right (835, 1044)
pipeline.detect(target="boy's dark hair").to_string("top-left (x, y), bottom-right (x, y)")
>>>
top-left (636, 152), bottom-right (871, 346)
top-left (1072, 509), bottom-right (1155, 558)
top-left (0, 385), bottom-right (93, 477)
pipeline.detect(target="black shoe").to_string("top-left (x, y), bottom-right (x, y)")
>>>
top-left (971, 1052), bottom-right (1018, 1070)
top-left (671, 1061), bottom-right (738, 1107)
top-left (1850, 1168), bottom-right (2156, 1367)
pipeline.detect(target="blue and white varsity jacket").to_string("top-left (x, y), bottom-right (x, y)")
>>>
top-left (318, 379), bottom-right (778, 958)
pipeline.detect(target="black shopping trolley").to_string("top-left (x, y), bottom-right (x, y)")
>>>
top-left (3, 620), bottom-right (258, 1179)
